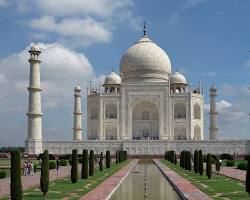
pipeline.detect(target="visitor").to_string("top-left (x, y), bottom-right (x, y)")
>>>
top-left (56, 159), bottom-right (60, 174)
top-left (23, 161), bottom-right (28, 176)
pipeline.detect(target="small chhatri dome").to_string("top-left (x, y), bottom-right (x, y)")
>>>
top-left (104, 71), bottom-right (121, 85)
top-left (120, 24), bottom-right (171, 83)
top-left (74, 83), bottom-right (81, 91)
top-left (170, 71), bottom-right (187, 84)
top-left (29, 44), bottom-right (41, 53)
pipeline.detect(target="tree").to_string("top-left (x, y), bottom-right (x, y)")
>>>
top-left (40, 150), bottom-right (49, 196)
top-left (174, 153), bottom-right (177, 165)
top-left (106, 150), bottom-right (111, 168)
top-left (246, 157), bottom-right (250, 194)
top-left (71, 149), bottom-right (78, 183)
top-left (11, 149), bottom-right (23, 200)
top-left (99, 152), bottom-right (103, 171)
top-left (186, 151), bottom-right (192, 171)
top-left (116, 151), bottom-right (119, 164)
top-left (89, 150), bottom-right (94, 176)
top-left (199, 150), bottom-right (203, 175)
top-left (81, 149), bottom-right (88, 179)
top-left (119, 151), bottom-right (122, 163)
top-left (206, 154), bottom-right (212, 179)
top-left (215, 160), bottom-right (221, 182)
top-left (194, 150), bottom-right (199, 174)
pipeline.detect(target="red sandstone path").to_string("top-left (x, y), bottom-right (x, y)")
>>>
top-left (154, 159), bottom-right (212, 200)
top-left (0, 166), bottom-right (71, 198)
top-left (216, 166), bottom-right (246, 183)
top-left (80, 159), bottom-right (138, 200)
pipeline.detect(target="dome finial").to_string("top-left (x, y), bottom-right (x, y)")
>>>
top-left (176, 66), bottom-right (179, 72)
top-left (143, 21), bottom-right (147, 36)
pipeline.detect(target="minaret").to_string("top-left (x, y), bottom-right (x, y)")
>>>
top-left (209, 85), bottom-right (218, 140)
top-left (73, 84), bottom-right (82, 140)
top-left (26, 44), bottom-right (43, 154)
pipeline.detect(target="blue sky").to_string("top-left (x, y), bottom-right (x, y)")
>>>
top-left (0, 0), bottom-right (249, 146)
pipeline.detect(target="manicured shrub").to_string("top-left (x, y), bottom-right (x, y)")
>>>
top-left (81, 149), bottom-right (88, 179)
top-left (194, 150), bottom-right (199, 174)
top-left (174, 153), bottom-right (177, 165)
top-left (186, 151), bottom-right (191, 171)
top-left (49, 161), bottom-right (56, 169)
top-left (89, 150), bottom-right (94, 176)
top-left (71, 149), bottom-right (78, 183)
top-left (59, 159), bottom-right (68, 166)
top-left (226, 160), bottom-right (235, 167)
top-left (49, 154), bottom-right (56, 160)
top-left (106, 150), bottom-right (111, 168)
top-left (237, 162), bottom-right (247, 171)
top-left (180, 151), bottom-right (184, 168)
top-left (119, 151), bottom-right (122, 163)
top-left (116, 151), bottom-right (119, 164)
top-left (11, 150), bottom-right (23, 200)
top-left (58, 154), bottom-right (71, 160)
top-left (246, 157), bottom-right (250, 194)
top-left (206, 154), bottom-right (212, 179)
top-left (199, 150), bottom-right (203, 176)
top-left (99, 152), bottom-right (103, 171)
top-left (124, 151), bottom-right (128, 160)
top-left (40, 150), bottom-right (49, 196)
top-left (34, 163), bottom-right (38, 173)
top-left (0, 171), bottom-right (6, 179)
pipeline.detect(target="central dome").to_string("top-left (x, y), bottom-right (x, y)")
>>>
top-left (120, 35), bottom-right (171, 83)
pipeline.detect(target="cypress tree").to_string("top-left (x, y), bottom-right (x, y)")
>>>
top-left (206, 154), bottom-right (212, 179)
top-left (194, 150), bottom-right (199, 174)
top-left (119, 151), bottom-right (122, 162)
top-left (71, 149), bottom-right (78, 183)
top-left (99, 152), bottom-right (103, 171)
top-left (81, 149), bottom-right (88, 179)
top-left (11, 149), bottom-right (23, 200)
top-left (180, 151), bottom-right (183, 168)
top-left (124, 151), bottom-right (127, 160)
top-left (106, 150), bottom-right (111, 168)
top-left (184, 151), bottom-right (187, 169)
top-left (199, 150), bottom-right (203, 175)
top-left (187, 151), bottom-right (192, 171)
top-left (116, 151), bottom-right (119, 164)
top-left (165, 151), bottom-right (167, 160)
top-left (174, 153), bottom-right (177, 165)
top-left (40, 150), bottom-right (49, 196)
top-left (246, 157), bottom-right (250, 194)
top-left (89, 150), bottom-right (94, 176)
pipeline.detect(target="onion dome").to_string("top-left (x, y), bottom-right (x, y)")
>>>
top-left (170, 71), bottom-right (187, 85)
top-left (104, 72), bottom-right (121, 85)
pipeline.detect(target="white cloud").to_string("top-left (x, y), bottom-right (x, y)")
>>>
top-left (0, 0), bottom-right (9, 8)
top-left (30, 16), bottom-right (112, 48)
top-left (182, 0), bottom-right (208, 10)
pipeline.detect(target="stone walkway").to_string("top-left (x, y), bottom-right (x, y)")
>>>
top-left (216, 166), bottom-right (246, 183)
top-left (80, 159), bottom-right (138, 200)
top-left (154, 159), bottom-right (212, 200)
top-left (0, 166), bottom-right (71, 198)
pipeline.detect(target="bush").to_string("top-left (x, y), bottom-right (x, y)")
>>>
top-left (81, 149), bottom-right (88, 179)
top-left (237, 162), bottom-right (247, 170)
top-left (226, 160), bottom-right (235, 167)
top-left (106, 150), bottom-right (111, 168)
top-left (99, 152), bottom-right (103, 171)
top-left (206, 154), bottom-right (212, 179)
top-left (246, 157), bottom-right (250, 194)
top-left (199, 150), bottom-right (203, 176)
top-left (40, 150), bottom-right (49, 196)
top-left (49, 154), bottom-right (56, 160)
top-left (11, 150), bottom-right (23, 200)
top-left (186, 151), bottom-right (191, 171)
top-left (34, 163), bottom-right (38, 173)
top-left (194, 150), bottom-right (199, 174)
top-left (0, 171), bottom-right (6, 179)
top-left (58, 154), bottom-right (71, 160)
top-left (89, 150), bottom-right (94, 176)
top-left (49, 161), bottom-right (56, 169)
top-left (221, 154), bottom-right (233, 160)
top-left (60, 159), bottom-right (68, 166)
top-left (71, 149), bottom-right (78, 184)
top-left (116, 151), bottom-right (119, 164)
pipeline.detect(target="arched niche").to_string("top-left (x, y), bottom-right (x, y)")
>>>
top-left (194, 125), bottom-right (201, 140)
top-left (105, 103), bottom-right (117, 119)
top-left (174, 103), bottom-right (186, 119)
top-left (194, 103), bottom-right (201, 119)
top-left (174, 125), bottom-right (187, 140)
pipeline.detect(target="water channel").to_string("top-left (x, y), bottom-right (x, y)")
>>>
top-left (109, 160), bottom-right (181, 200)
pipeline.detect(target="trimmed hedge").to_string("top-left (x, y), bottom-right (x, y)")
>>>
top-left (106, 150), bottom-right (111, 168)
top-left (237, 162), bottom-right (247, 170)
top-left (89, 150), bottom-right (94, 176)
top-left (226, 160), bottom-right (235, 167)
top-left (221, 154), bottom-right (233, 160)
top-left (81, 149), bottom-right (88, 179)
top-left (206, 154), bottom-right (212, 179)
top-left (59, 159), bottom-right (68, 166)
top-left (11, 149), bottom-right (23, 200)
top-left (49, 161), bottom-right (56, 169)
top-left (71, 149), bottom-right (78, 184)
top-left (199, 150), bottom-right (203, 176)
top-left (40, 150), bottom-right (49, 196)
top-left (0, 171), bottom-right (6, 179)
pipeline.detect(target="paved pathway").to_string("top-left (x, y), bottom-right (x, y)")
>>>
top-left (216, 166), bottom-right (246, 183)
top-left (154, 159), bottom-right (212, 200)
top-left (80, 159), bottom-right (138, 200)
top-left (0, 166), bottom-right (71, 198)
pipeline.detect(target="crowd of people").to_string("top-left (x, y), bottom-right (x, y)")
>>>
top-left (23, 161), bottom-right (34, 176)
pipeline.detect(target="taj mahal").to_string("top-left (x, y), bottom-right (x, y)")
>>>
top-left (25, 26), bottom-right (250, 155)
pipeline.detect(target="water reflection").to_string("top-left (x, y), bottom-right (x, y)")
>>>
top-left (109, 161), bottom-right (180, 200)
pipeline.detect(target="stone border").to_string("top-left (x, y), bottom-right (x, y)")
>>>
top-left (80, 159), bottom-right (138, 200)
top-left (153, 159), bottom-right (212, 200)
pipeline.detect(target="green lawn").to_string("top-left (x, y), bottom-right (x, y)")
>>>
top-left (161, 160), bottom-right (250, 200)
top-left (0, 159), bottom-right (40, 167)
top-left (222, 160), bottom-right (247, 168)
top-left (0, 160), bottom-right (129, 200)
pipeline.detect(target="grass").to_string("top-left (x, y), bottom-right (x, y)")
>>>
top-left (161, 160), bottom-right (250, 200)
top-left (0, 160), bottom-right (129, 200)
top-left (222, 159), bottom-right (247, 167)
top-left (0, 159), bottom-right (40, 167)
